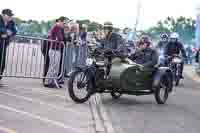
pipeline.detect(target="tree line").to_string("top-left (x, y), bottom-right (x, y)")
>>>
top-left (14, 16), bottom-right (196, 43)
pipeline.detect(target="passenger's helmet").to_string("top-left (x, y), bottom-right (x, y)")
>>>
top-left (139, 35), bottom-right (151, 47)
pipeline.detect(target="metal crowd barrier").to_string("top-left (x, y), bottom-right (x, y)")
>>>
top-left (0, 35), bottom-right (65, 87)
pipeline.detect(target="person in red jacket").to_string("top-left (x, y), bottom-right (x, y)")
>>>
top-left (45, 17), bottom-right (65, 88)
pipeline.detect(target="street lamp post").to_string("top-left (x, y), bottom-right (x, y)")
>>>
top-left (196, 5), bottom-right (200, 49)
top-left (133, 0), bottom-right (142, 40)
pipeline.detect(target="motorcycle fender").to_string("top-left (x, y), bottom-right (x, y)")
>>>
top-left (152, 67), bottom-right (173, 90)
top-left (84, 66), bottom-right (97, 87)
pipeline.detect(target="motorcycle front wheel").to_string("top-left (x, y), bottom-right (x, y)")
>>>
top-left (154, 75), bottom-right (170, 104)
top-left (68, 70), bottom-right (93, 103)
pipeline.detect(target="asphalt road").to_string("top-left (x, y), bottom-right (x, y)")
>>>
top-left (101, 66), bottom-right (200, 133)
top-left (0, 78), bottom-right (95, 133)
top-left (0, 42), bottom-right (99, 133)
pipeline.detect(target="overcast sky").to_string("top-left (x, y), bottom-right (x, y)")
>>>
top-left (0, 0), bottom-right (200, 29)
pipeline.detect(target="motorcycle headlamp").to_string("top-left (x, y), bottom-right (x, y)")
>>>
top-left (172, 57), bottom-right (182, 63)
top-left (86, 58), bottom-right (93, 65)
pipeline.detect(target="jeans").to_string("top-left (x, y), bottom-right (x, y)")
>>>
top-left (65, 45), bottom-right (74, 75)
top-left (73, 45), bottom-right (79, 67)
top-left (78, 45), bottom-right (88, 66)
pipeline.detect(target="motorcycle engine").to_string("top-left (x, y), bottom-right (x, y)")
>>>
top-left (96, 69), bottom-right (105, 81)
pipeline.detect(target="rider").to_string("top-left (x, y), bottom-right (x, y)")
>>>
top-left (129, 35), bottom-right (158, 69)
top-left (98, 21), bottom-right (124, 51)
top-left (95, 22), bottom-right (125, 76)
top-left (164, 32), bottom-right (187, 79)
top-left (156, 33), bottom-right (169, 50)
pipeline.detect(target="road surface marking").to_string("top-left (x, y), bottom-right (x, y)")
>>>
top-left (97, 94), bottom-right (116, 133)
top-left (0, 104), bottom-right (81, 133)
top-left (0, 126), bottom-right (17, 133)
top-left (3, 87), bottom-right (67, 99)
top-left (3, 86), bottom-right (88, 105)
top-left (0, 91), bottom-right (82, 116)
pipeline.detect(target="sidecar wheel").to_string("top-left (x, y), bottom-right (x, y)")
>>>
top-left (154, 75), bottom-right (170, 104)
top-left (68, 71), bottom-right (92, 103)
top-left (111, 92), bottom-right (122, 99)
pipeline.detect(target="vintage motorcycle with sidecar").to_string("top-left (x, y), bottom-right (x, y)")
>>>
top-left (68, 48), bottom-right (173, 104)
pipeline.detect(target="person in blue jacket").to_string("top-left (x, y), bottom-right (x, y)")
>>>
top-left (78, 24), bottom-right (88, 66)
top-left (0, 9), bottom-right (17, 79)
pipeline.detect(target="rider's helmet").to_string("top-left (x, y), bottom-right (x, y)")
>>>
top-left (103, 21), bottom-right (113, 31)
top-left (170, 32), bottom-right (179, 42)
top-left (160, 33), bottom-right (169, 42)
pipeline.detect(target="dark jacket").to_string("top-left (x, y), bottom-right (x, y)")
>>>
top-left (41, 37), bottom-right (50, 55)
top-left (130, 47), bottom-right (158, 68)
top-left (156, 41), bottom-right (168, 49)
top-left (80, 31), bottom-right (87, 41)
top-left (0, 15), bottom-right (17, 46)
top-left (164, 41), bottom-right (186, 57)
top-left (98, 32), bottom-right (124, 51)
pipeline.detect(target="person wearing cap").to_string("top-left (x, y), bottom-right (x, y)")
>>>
top-left (41, 19), bottom-right (61, 85)
top-left (129, 35), bottom-right (158, 69)
top-left (0, 9), bottom-right (17, 79)
top-left (98, 21), bottom-right (124, 51)
top-left (41, 18), bottom-right (63, 86)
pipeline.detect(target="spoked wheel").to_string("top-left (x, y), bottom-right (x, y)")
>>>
top-left (172, 64), bottom-right (181, 86)
top-left (68, 71), bottom-right (92, 103)
top-left (154, 75), bottom-right (170, 104)
top-left (111, 90), bottom-right (122, 99)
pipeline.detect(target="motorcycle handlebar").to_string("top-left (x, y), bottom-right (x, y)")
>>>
top-left (165, 54), bottom-right (181, 59)
top-left (90, 48), bottom-right (126, 59)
